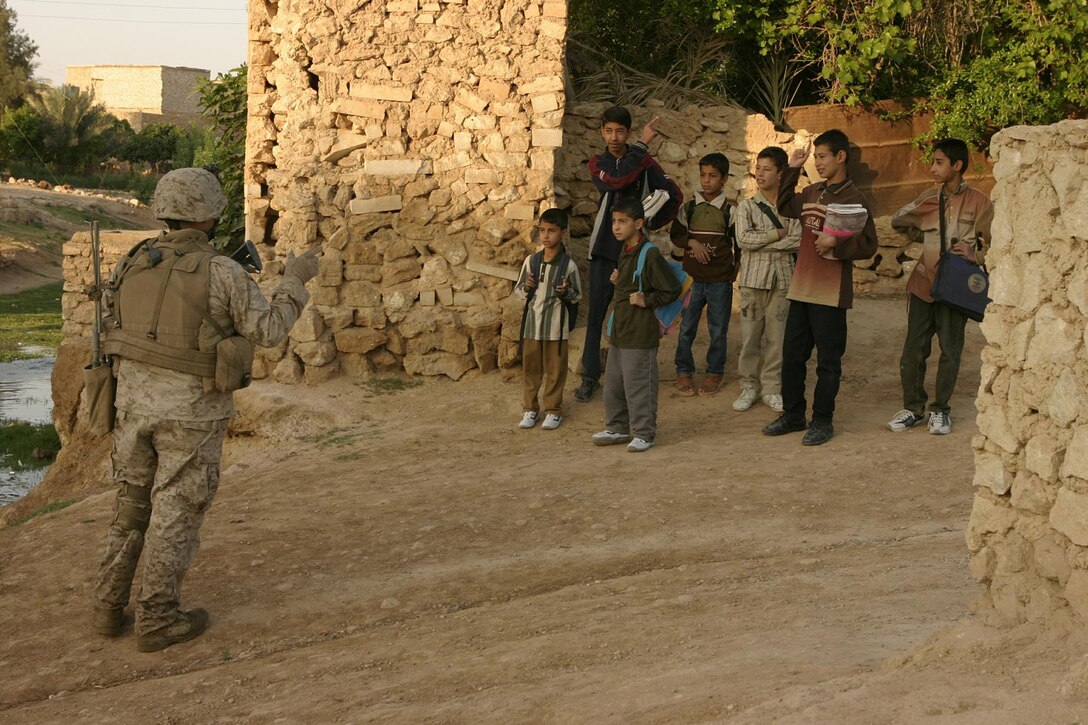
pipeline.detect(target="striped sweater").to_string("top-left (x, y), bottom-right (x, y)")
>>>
top-left (514, 252), bottom-right (583, 341)
top-left (777, 168), bottom-right (878, 309)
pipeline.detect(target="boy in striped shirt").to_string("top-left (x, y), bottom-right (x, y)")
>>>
top-left (514, 208), bottom-right (583, 430)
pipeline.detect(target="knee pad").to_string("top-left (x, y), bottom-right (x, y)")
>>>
top-left (115, 483), bottom-right (152, 534)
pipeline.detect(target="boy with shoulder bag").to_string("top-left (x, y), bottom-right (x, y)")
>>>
top-left (886, 138), bottom-right (993, 436)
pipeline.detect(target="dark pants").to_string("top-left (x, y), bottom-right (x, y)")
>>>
top-left (581, 257), bottom-right (616, 383)
top-left (781, 300), bottom-right (847, 426)
top-left (674, 281), bottom-right (732, 376)
top-left (899, 294), bottom-right (967, 415)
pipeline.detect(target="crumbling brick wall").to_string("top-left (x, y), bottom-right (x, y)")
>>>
top-left (244, 0), bottom-right (568, 383)
top-left (966, 120), bottom-right (1088, 624)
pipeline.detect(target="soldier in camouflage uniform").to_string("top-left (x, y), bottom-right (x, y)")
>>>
top-left (92, 168), bottom-right (321, 652)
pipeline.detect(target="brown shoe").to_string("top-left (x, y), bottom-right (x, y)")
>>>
top-left (699, 374), bottom-right (723, 394)
top-left (94, 606), bottom-right (125, 637)
top-left (676, 374), bottom-right (696, 397)
top-left (136, 608), bottom-right (209, 652)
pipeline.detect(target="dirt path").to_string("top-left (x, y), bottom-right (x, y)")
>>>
top-left (1, 298), bottom-right (1085, 722)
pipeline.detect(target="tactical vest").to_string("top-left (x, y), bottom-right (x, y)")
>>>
top-left (104, 230), bottom-right (231, 378)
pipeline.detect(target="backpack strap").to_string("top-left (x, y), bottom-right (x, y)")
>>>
top-left (755, 201), bottom-right (784, 230)
top-left (633, 241), bottom-right (653, 294)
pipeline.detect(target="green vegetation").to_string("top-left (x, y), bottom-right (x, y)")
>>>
top-left (5, 499), bottom-right (75, 528)
top-left (0, 282), bottom-right (63, 361)
top-left (194, 65), bottom-right (247, 248)
top-left (0, 0), bottom-right (36, 111)
top-left (0, 419), bottom-right (60, 470)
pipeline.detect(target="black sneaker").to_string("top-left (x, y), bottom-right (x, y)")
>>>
top-left (802, 422), bottom-right (834, 446)
top-left (574, 378), bottom-right (598, 403)
top-left (762, 414), bottom-right (807, 436)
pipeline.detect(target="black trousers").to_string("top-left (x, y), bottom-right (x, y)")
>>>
top-left (581, 256), bottom-right (616, 383)
top-left (781, 300), bottom-right (848, 426)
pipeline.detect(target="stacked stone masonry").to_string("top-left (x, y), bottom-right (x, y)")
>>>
top-left (239, 0), bottom-right (941, 383)
top-left (965, 120), bottom-right (1088, 625)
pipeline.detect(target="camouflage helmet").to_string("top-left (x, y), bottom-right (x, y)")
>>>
top-left (152, 168), bottom-right (228, 223)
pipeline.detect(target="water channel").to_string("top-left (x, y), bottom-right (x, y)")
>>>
top-left (0, 355), bottom-right (55, 505)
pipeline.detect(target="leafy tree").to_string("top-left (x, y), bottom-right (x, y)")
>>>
top-left (0, 104), bottom-right (45, 165)
top-left (27, 85), bottom-right (116, 167)
top-left (120, 122), bottom-right (184, 171)
top-left (195, 65), bottom-right (247, 244)
top-left (0, 0), bottom-right (37, 110)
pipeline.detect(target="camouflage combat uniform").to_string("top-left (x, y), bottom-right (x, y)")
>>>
top-left (94, 229), bottom-right (309, 636)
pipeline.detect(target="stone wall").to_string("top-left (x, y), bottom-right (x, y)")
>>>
top-left (65, 66), bottom-right (209, 132)
top-left (965, 120), bottom-right (1088, 625)
top-left (244, 0), bottom-right (567, 383)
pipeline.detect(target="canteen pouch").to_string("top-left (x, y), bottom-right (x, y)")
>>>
top-left (82, 362), bottom-right (116, 436)
top-left (214, 336), bottom-right (254, 393)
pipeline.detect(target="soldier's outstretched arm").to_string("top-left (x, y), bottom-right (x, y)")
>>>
top-left (209, 255), bottom-right (312, 348)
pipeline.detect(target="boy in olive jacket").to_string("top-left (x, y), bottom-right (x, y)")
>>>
top-left (592, 197), bottom-right (682, 453)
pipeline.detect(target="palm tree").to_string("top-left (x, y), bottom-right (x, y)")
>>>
top-left (28, 85), bottom-right (114, 168)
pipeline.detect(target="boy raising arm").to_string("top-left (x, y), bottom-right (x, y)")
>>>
top-left (886, 138), bottom-right (993, 435)
top-left (577, 106), bottom-right (667, 403)
top-left (763, 129), bottom-right (877, 446)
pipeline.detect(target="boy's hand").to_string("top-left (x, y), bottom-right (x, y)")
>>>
top-left (776, 228), bottom-right (788, 240)
top-left (640, 116), bottom-right (661, 145)
top-left (814, 232), bottom-right (837, 256)
top-left (629, 291), bottom-right (646, 308)
top-left (950, 239), bottom-right (977, 263)
top-left (555, 280), bottom-right (569, 295)
top-left (789, 145), bottom-right (810, 168)
top-left (689, 240), bottom-right (711, 264)
top-left (524, 273), bottom-right (537, 289)
top-left (609, 268), bottom-right (619, 285)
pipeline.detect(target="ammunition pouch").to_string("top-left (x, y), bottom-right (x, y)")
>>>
top-left (214, 336), bottom-right (254, 393)
top-left (82, 361), bottom-right (116, 436)
top-left (116, 483), bottom-right (152, 533)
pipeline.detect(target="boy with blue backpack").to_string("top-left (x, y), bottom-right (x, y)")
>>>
top-left (592, 197), bottom-right (682, 452)
top-left (670, 152), bottom-right (738, 396)
top-left (514, 208), bottom-right (583, 430)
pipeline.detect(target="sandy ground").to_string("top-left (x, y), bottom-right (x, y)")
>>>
top-left (2, 298), bottom-right (1087, 723)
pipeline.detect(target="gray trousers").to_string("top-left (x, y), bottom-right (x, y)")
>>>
top-left (603, 345), bottom-right (660, 442)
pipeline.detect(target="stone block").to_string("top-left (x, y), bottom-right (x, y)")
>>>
top-left (455, 90), bottom-right (488, 114)
top-left (403, 350), bottom-right (475, 379)
top-left (330, 98), bottom-right (386, 120)
top-left (350, 196), bottom-right (402, 214)
top-left (969, 547), bottom-right (996, 582)
top-left (428, 235), bottom-right (469, 266)
top-left (437, 286), bottom-right (454, 305)
top-left (304, 360), bottom-right (340, 386)
top-left (539, 20), bottom-right (566, 39)
top-left (479, 79), bottom-right (511, 100)
top-left (453, 291), bottom-right (486, 306)
top-left (1025, 435), bottom-right (1063, 481)
top-left (382, 257), bottom-right (423, 286)
top-left (343, 281), bottom-right (383, 308)
top-left (531, 94), bottom-right (559, 114)
top-left (420, 289), bottom-right (437, 306)
top-left (322, 132), bottom-right (368, 163)
top-left (1035, 534), bottom-right (1072, 584)
top-left (350, 83), bottom-right (413, 102)
top-left (965, 493), bottom-right (1017, 552)
top-left (504, 203), bottom-right (535, 221)
top-left (464, 115), bottom-right (497, 131)
top-left (354, 307), bottom-right (387, 329)
top-left (334, 327), bottom-right (388, 354)
top-left (977, 406), bottom-right (1021, 454)
top-left (1011, 471), bottom-right (1056, 516)
top-left (1050, 368), bottom-right (1087, 427)
top-left (542, 1), bottom-right (566, 17)
top-left (465, 168), bottom-right (501, 185)
top-left (974, 451), bottom-right (1013, 495)
top-left (311, 286), bottom-right (340, 307)
top-left (363, 159), bottom-right (431, 176)
top-left (1061, 426), bottom-right (1088, 481)
top-left (1065, 569), bottom-right (1088, 621)
top-left (532, 128), bottom-right (563, 147)
top-left (518, 76), bottom-right (564, 95)
top-left (1050, 487), bottom-right (1088, 545)
top-left (294, 339), bottom-right (338, 367)
top-left (289, 307), bottom-right (325, 343)
top-left (273, 354), bottom-right (303, 385)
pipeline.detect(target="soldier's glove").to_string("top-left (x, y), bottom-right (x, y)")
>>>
top-left (284, 246), bottom-right (322, 285)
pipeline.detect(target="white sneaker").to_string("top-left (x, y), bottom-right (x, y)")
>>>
top-left (519, 411), bottom-right (538, 429)
top-left (887, 409), bottom-right (925, 432)
top-left (761, 393), bottom-right (783, 412)
top-left (733, 387), bottom-right (759, 411)
top-left (928, 411), bottom-right (951, 435)
top-left (592, 430), bottom-right (631, 446)
top-left (627, 437), bottom-right (654, 453)
top-left (541, 413), bottom-right (562, 430)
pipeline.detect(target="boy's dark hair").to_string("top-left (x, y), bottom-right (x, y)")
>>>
top-left (601, 105), bottom-right (632, 129)
top-left (698, 152), bottom-right (729, 178)
top-left (933, 138), bottom-right (970, 173)
top-left (613, 196), bottom-right (645, 221)
top-left (813, 129), bottom-right (850, 161)
top-left (756, 146), bottom-right (789, 172)
top-left (539, 207), bottom-right (569, 229)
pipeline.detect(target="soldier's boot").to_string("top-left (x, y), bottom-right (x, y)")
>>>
top-left (136, 608), bottom-right (209, 653)
top-left (94, 606), bottom-right (126, 637)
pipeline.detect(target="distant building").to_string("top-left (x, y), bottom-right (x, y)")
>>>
top-left (65, 65), bottom-right (210, 131)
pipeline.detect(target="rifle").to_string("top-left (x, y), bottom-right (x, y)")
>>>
top-left (82, 221), bottom-right (116, 435)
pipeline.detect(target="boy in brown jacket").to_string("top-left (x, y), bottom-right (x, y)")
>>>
top-left (762, 129), bottom-right (877, 446)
